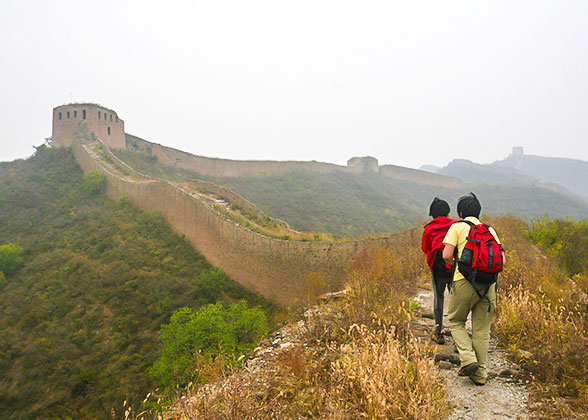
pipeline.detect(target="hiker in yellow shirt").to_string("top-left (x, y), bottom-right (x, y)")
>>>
top-left (442, 193), bottom-right (504, 386)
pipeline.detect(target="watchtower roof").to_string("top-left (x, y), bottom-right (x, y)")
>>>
top-left (53, 103), bottom-right (120, 117)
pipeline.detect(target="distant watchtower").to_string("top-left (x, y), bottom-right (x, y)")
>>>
top-left (52, 103), bottom-right (126, 149)
top-left (512, 146), bottom-right (524, 156)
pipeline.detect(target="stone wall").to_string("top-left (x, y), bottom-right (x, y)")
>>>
top-left (126, 134), bottom-right (343, 178)
top-left (74, 135), bottom-right (400, 305)
top-left (379, 164), bottom-right (464, 188)
top-left (126, 134), bottom-right (462, 187)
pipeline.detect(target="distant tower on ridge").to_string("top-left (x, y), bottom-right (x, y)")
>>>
top-left (512, 146), bottom-right (524, 156)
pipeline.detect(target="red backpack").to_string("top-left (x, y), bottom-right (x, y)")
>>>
top-left (456, 220), bottom-right (504, 291)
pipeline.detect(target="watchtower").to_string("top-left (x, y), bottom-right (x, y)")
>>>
top-left (52, 103), bottom-right (126, 149)
top-left (512, 146), bottom-right (524, 156)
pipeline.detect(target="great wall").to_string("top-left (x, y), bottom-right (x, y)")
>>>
top-left (53, 103), bottom-right (461, 304)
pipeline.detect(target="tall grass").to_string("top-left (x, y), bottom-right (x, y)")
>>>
top-left (491, 216), bottom-right (588, 419)
top-left (164, 231), bottom-right (449, 419)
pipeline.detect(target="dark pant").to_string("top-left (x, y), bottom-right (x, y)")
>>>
top-left (432, 273), bottom-right (451, 334)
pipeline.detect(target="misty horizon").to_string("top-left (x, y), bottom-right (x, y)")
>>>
top-left (2, 1), bottom-right (588, 169)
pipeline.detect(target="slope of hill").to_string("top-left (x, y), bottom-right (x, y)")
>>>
top-left (494, 153), bottom-right (588, 200)
top-left (0, 147), bottom-right (275, 419)
top-left (437, 159), bottom-right (542, 186)
top-left (113, 149), bottom-right (588, 237)
top-left (213, 173), bottom-right (588, 236)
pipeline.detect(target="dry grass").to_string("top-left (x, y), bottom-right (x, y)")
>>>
top-left (490, 216), bottom-right (588, 419)
top-left (156, 233), bottom-right (449, 420)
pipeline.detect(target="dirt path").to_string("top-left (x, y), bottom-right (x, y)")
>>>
top-left (413, 288), bottom-right (532, 420)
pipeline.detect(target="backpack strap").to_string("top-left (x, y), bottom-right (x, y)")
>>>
top-left (469, 269), bottom-right (495, 312)
top-left (447, 220), bottom-right (473, 290)
top-left (448, 247), bottom-right (458, 291)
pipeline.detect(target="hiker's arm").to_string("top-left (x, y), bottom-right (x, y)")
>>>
top-left (443, 243), bottom-right (455, 266)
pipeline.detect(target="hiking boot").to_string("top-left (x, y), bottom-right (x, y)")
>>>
top-left (458, 362), bottom-right (479, 377)
top-left (432, 332), bottom-right (445, 345)
top-left (471, 378), bottom-right (485, 386)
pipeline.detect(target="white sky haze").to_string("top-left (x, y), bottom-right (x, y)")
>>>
top-left (1, 1), bottom-right (587, 168)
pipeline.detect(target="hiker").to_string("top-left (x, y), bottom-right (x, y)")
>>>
top-left (422, 198), bottom-right (456, 344)
top-left (442, 193), bottom-right (505, 386)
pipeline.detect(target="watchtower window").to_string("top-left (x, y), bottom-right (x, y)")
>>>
top-left (98, 111), bottom-right (101, 120)
top-left (67, 111), bottom-right (70, 119)
top-left (110, 114), bottom-right (113, 122)
top-left (82, 109), bottom-right (86, 119)
top-left (116, 116), bottom-right (118, 123)
top-left (107, 126), bottom-right (111, 135)
top-left (58, 112), bottom-right (62, 120)
top-left (74, 110), bottom-right (77, 118)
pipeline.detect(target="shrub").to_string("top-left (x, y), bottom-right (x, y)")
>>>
top-left (0, 243), bottom-right (24, 276)
top-left (82, 170), bottom-right (105, 195)
top-left (150, 301), bottom-right (268, 387)
top-left (529, 217), bottom-right (588, 276)
top-left (196, 268), bottom-right (227, 302)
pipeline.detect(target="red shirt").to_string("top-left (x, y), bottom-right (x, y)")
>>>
top-left (422, 216), bottom-right (456, 270)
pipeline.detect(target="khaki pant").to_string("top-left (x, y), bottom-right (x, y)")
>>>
top-left (448, 280), bottom-right (496, 383)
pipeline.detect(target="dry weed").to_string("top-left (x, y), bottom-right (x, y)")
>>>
top-left (490, 216), bottom-right (588, 417)
top-left (162, 240), bottom-right (449, 420)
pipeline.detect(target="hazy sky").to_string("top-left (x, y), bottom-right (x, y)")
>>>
top-left (1, 1), bottom-right (587, 168)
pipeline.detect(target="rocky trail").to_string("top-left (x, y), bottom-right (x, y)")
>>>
top-left (164, 286), bottom-right (536, 420)
top-left (413, 288), bottom-right (533, 420)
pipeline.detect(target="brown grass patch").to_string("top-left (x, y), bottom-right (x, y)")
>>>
top-left (156, 234), bottom-right (448, 420)
top-left (490, 216), bottom-right (588, 418)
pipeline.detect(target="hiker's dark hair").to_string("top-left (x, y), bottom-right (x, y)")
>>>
top-left (457, 192), bottom-right (481, 218)
top-left (429, 197), bottom-right (450, 218)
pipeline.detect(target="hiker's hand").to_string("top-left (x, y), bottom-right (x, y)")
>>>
top-left (443, 244), bottom-right (455, 266)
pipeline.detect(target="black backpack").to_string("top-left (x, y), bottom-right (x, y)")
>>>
top-left (432, 249), bottom-right (452, 279)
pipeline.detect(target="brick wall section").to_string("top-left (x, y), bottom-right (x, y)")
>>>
top-left (379, 164), bottom-right (464, 188)
top-left (72, 134), bottom-right (406, 305)
top-left (126, 134), bottom-right (343, 178)
top-left (126, 134), bottom-right (463, 187)
top-left (101, 139), bottom-right (292, 230)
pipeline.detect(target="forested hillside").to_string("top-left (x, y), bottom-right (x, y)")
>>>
top-left (0, 147), bottom-right (275, 419)
top-left (114, 149), bottom-right (588, 237)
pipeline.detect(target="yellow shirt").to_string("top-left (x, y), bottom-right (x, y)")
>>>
top-left (442, 216), bottom-right (501, 282)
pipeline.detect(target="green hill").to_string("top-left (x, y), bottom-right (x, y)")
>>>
top-left (114, 149), bottom-right (588, 237)
top-left (0, 147), bottom-right (275, 419)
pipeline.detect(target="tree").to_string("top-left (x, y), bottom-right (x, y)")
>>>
top-left (196, 268), bottom-right (226, 302)
top-left (150, 301), bottom-right (268, 387)
top-left (0, 243), bottom-right (24, 276)
top-left (82, 171), bottom-right (105, 195)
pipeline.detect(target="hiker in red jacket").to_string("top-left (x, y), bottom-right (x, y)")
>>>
top-left (422, 198), bottom-right (456, 344)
